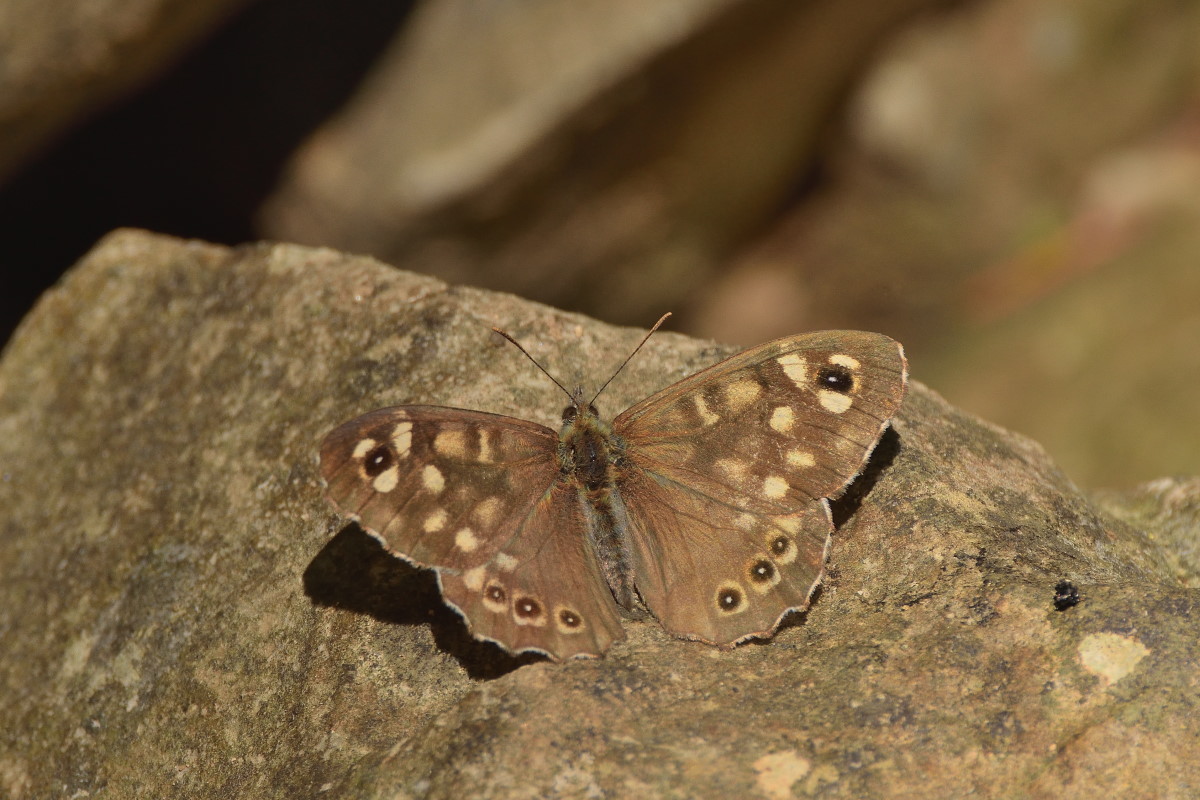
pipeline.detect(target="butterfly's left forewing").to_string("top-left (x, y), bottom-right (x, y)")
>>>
top-left (319, 406), bottom-right (624, 660)
top-left (613, 331), bottom-right (907, 645)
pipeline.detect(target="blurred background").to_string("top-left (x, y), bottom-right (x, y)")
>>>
top-left (2, 0), bottom-right (1197, 488)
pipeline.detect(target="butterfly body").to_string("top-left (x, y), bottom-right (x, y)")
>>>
top-left (320, 329), bottom-right (908, 660)
top-left (558, 394), bottom-right (639, 611)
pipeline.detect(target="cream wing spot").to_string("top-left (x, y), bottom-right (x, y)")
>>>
top-left (454, 527), bottom-right (479, 553)
top-left (463, 566), bottom-right (487, 591)
top-left (787, 449), bottom-right (816, 467)
top-left (818, 390), bottom-right (854, 414)
top-left (433, 429), bottom-right (469, 459)
top-left (352, 438), bottom-right (378, 459)
top-left (477, 429), bottom-right (493, 463)
top-left (775, 516), bottom-right (802, 534)
top-left (372, 466), bottom-right (399, 493)
top-left (778, 353), bottom-right (808, 387)
top-left (724, 378), bottom-right (763, 412)
top-left (472, 497), bottom-right (503, 526)
top-left (423, 509), bottom-right (448, 532)
top-left (392, 422), bottom-right (413, 458)
top-left (422, 464), bottom-right (445, 493)
top-left (693, 394), bottom-right (720, 426)
top-left (769, 406), bottom-right (795, 433)
top-left (763, 475), bottom-right (789, 500)
top-left (494, 552), bottom-right (519, 572)
top-left (829, 353), bottom-right (861, 370)
top-left (716, 458), bottom-right (749, 481)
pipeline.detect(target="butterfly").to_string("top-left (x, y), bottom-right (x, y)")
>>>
top-left (319, 316), bottom-right (908, 660)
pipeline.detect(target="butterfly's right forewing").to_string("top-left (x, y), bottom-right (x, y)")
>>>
top-left (319, 406), bottom-right (624, 660)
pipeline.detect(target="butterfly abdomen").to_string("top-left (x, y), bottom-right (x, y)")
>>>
top-left (559, 404), bottom-right (638, 610)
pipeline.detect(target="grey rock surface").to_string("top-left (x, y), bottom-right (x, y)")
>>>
top-left (1, 229), bottom-right (1196, 798)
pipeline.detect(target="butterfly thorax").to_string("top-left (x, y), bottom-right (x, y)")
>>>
top-left (559, 400), bottom-right (617, 491)
top-left (558, 394), bottom-right (638, 610)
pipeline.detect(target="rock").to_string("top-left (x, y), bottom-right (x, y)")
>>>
top-left (259, 0), bottom-right (945, 327)
top-left (1092, 477), bottom-right (1200, 588)
top-left (0, 0), bottom-right (250, 183)
top-left (1, 229), bottom-right (1196, 798)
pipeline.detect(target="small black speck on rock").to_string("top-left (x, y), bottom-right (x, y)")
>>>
top-left (1053, 580), bottom-right (1081, 611)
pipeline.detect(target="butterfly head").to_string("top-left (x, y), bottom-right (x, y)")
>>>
top-left (561, 387), bottom-right (600, 425)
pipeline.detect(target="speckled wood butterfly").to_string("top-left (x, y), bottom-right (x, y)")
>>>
top-left (319, 318), bottom-right (907, 660)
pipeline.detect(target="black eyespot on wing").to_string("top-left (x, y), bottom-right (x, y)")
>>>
top-left (817, 365), bottom-right (855, 393)
top-left (515, 596), bottom-right (543, 618)
top-left (717, 586), bottom-right (744, 612)
top-left (363, 443), bottom-right (395, 477)
top-left (749, 559), bottom-right (775, 584)
top-left (486, 585), bottom-right (507, 604)
top-left (558, 608), bottom-right (582, 628)
top-left (770, 536), bottom-right (792, 557)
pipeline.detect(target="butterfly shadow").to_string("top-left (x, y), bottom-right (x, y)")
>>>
top-left (828, 426), bottom-right (902, 527)
top-left (758, 429), bottom-right (902, 644)
top-left (303, 525), bottom-right (545, 680)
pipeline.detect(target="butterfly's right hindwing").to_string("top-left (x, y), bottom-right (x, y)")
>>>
top-left (319, 405), bottom-right (624, 659)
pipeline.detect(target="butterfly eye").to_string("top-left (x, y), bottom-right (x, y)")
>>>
top-left (561, 405), bottom-right (578, 423)
top-left (587, 404), bottom-right (599, 417)
top-left (816, 365), bottom-right (855, 393)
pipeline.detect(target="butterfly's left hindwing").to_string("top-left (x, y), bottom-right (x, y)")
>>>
top-left (319, 406), bottom-right (624, 660)
top-left (439, 482), bottom-right (625, 659)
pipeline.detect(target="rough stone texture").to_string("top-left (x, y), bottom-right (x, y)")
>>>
top-left (1093, 478), bottom-right (1200, 590)
top-left (1, 229), bottom-right (1197, 798)
top-left (259, 0), bottom-right (944, 326)
top-left (0, 0), bottom-right (249, 182)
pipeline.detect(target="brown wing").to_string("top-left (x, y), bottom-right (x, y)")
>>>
top-left (612, 331), bottom-right (907, 644)
top-left (618, 468), bottom-right (832, 645)
top-left (319, 406), bottom-right (624, 659)
top-left (439, 481), bottom-right (625, 660)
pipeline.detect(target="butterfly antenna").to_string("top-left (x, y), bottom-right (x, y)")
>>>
top-left (491, 327), bottom-right (575, 402)
top-left (591, 312), bottom-right (672, 405)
